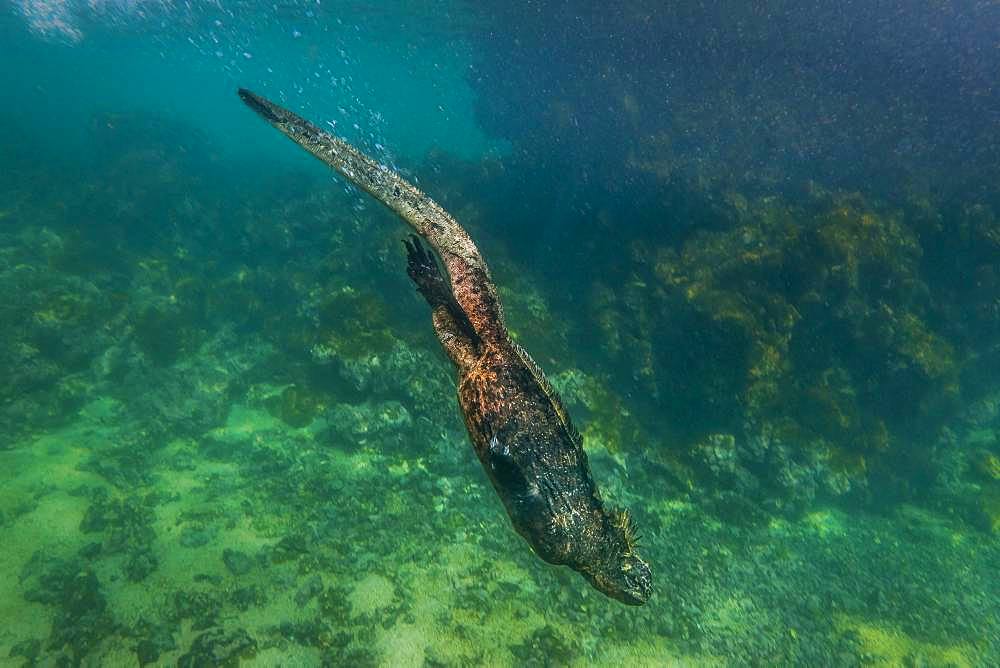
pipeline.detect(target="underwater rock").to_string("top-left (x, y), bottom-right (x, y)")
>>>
top-left (333, 340), bottom-right (454, 419)
top-left (135, 640), bottom-right (161, 666)
top-left (134, 623), bottom-right (177, 666)
top-left (170, 590), bottom-right (223, 629)
top-left (0, 304), bottom-right (109, 447)
top-left (510, 625), bottom-right (579, 666)
top-left (78, 541), bottom-right (103, 560)
top-left (574, 187), bottom-right (973, 511)
top-left (229, 585), bottom-right (267, 612)
top-left (264, 384), bottom-right (324, 428)
top-left (318, 586), bottom-right (352, 625)
top-left (294, 574), bottom-right (324, 606)
top-left (687, 422), bottom-right (859, 520)
top-left (116, 329), bottom-right (268, 441)
top-left (77, 488), bottom-right (157, 555)
top-left (179, 524), bottom-right (214, 548)
top-left (222, 548), bottom-right (255, 576)
top-left (177, 628), bottom-right (257, 668)
top-left (324, 646), bottom-right (381, 667)
top-left (973, 491), bottom-right (1000, 534)
top-left (0, 224), bottom-right (129, 448)
top-left (123, 547), bottom-right (159, 582)
top-left (272, 619), bottom-right (336, 648)
top-left (309, 286), bottom-right (398, 359)
top-left (323, 400), bottom-right (412, 452)
top-left (971, 450), bottom-right (1000, 482)
top-left (79, 443), bottom-right (157, 489)
top-left (693, 433), bottom-right (744, 483)
top-left (20, 553), bottom-right (114, 660)
top-left (925, 391), bottom-right (1000, 533)
top-left (549, 368), bottom-right (647, 456)
top-left (8, 638), bottom-right (42, 663)
top-left (131, 302), bottom-right (199, 366)
top-left (269, 533), bottom-right (310, 564)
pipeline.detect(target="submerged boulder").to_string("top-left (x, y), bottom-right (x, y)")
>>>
top-left (177, 628), bottom-right (257, 668)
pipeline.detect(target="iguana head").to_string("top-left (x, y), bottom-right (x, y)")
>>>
top-left (582, 509), bottom-right (652, 605)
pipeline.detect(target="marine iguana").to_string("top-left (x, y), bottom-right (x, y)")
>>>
top-left (238, 88), bottom-right (652, 605)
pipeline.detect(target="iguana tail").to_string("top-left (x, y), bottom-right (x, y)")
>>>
top-left (238, 88), bottom-right (505, 343)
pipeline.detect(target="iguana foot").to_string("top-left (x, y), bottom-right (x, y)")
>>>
top-left (404, 234), bottom-right (448, 305)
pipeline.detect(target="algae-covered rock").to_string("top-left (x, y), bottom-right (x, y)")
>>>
top-left (510, 625), bottom-right (579, 666)
top-left (294, 574), bottom-right (325, 606)
top-left (307, 285), bottom-right (398, 359)
top-left (170, 589), bottom-right (223, 629)
top-left (78, 487), bottom-right (157, 554)
top-left (179, 524), bottom-right (214, 549)
top-left (222, 548), bottom-right (255, 576)
top-left (124, 547), bottom-right (159, 582)
top-left (133, 622), bottom-right (177, 666)
top-left (550, 368), bottom-right (647, 455)
top-left (177, 628), bottom-right (257, 668)
top-left (7, 638), bottom-right (42, 664)
top-left (20, 553), bottom-right (114, 660)
top-left (588, 187), bottom-right (964, 509)
top-left (0, 227), bottom-right (125, 447)
top-left (974, 490), bottom-right (1000, 534)
top-left (332, 339), bottom-right (454, 421)
top-left (115, 329), bottom-right (268, 440)
top-left (132, 302), bottom-right (197, 366)
top-left (324, 400), bottom-right (412, 452)
top-left (264, 384), bottom-right (325, 428)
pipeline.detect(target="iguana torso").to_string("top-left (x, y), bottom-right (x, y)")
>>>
top-left (239, 88), bottom-right (651, 605)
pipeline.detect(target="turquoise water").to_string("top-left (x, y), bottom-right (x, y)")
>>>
top-left (2, 1), bottom-right (999, 665)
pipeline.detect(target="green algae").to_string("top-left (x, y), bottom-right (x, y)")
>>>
top-left (264, 385), bottom-right (325, 428)
top-left (551, 368), bottom-right (647, 457)
top-left (1, 93), bottom-right (998, 667)
top-left (131, 294), bottom-right (208, 367)
top-left (976, 490), bottom-right (1000, 534)
top-left (573, 187), bottom-right (976, 514)
top-left (312, 286), bottom-right (399, 359)
top-left (3, 373), bottom-right (1000, 664)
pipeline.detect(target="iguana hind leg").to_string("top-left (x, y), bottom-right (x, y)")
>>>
top-left (404, 235), bottom-right (481, 371)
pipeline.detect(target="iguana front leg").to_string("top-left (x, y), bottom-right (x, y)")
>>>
top-left (404, 235), bottom-right (481, 371)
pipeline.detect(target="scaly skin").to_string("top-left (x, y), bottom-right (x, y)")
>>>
top-left (239, 89), bottom-right (652, 605)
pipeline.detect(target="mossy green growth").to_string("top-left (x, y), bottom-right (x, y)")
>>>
top-left (498, 273), bottom-right (572, 364)
top-left (132, 304), bottom-right (189, 365)
top-left (551, 369), bottom-right (648, 456)
top-left (602, 187), bottom-right (961, 472)
top-left (265, 385), bottom-right (325, 428)
top-left (973, 486), bottom-right (1000, 534)
top-left (34, 291), bottom-right (94, 326)
top-left (971, 449), bottom-right (1000, 482)
top-left (130, 267), bottom-right (210, 366)
top-left (312, 286), bottom-right (397, 358)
